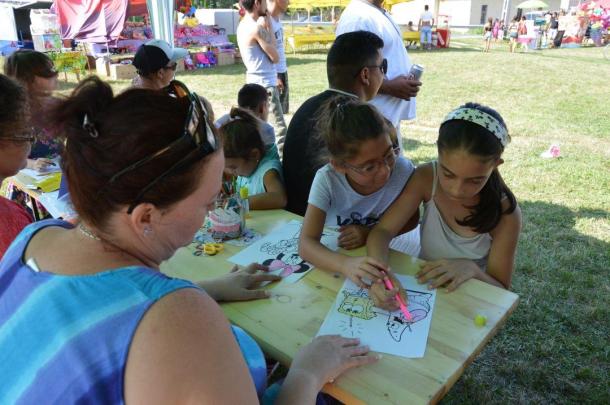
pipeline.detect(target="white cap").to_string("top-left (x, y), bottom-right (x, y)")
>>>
top-left (145, 39), bottom-right (189, 62)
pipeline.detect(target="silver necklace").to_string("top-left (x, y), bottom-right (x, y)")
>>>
top-left (79, 223), bottom-right (101, 241)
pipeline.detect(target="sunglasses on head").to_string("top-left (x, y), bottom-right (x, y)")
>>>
top-left (101, 80), bottom-right (218, 214)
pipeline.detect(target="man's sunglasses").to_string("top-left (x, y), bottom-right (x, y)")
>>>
top-left (164, 62), bottom-right (178, 71)
top-left (354, 58), bottom-right (388, 78)
top-left (101, 80), bottom-right (218, 214)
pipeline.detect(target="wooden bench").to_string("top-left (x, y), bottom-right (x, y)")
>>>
top-left (286, 33), bottom-right (336, 53)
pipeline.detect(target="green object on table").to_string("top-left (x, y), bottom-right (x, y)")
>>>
top-left (239, 186), bottom-right (249, 199)
top-left (474, 314), bottom-right (488, 327)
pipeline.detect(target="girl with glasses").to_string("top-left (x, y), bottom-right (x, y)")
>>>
top-left (368, 103), bottom-right (521, 311)
top-left (299, 96), bottom-right (417, 289)
top-left (0, 75), bottom-right (33, 258)
top-left (4, 50), bottom-right (60, 172)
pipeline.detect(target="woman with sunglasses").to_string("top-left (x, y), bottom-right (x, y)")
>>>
top-left (0, 75), bottom-right (33, 258)
top-left (4, 50), bottom-right (60, 172)
top-left (299, 96), bottom-right (417, 290)
top-left (0, 77), bottom-right (377, 404)
top-left (132, 39), bottom-right (188, 90)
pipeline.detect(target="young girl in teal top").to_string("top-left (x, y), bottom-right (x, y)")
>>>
top-left (219, 108), bottom-right (287, 210)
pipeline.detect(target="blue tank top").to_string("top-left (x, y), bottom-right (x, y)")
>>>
top-left (0, 219), bottom-right (267, 403)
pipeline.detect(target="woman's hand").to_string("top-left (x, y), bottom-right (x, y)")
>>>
top-left (369, 270), bottom-right (407, 311)
top-left (28, 158), bottom-right (54, 172)
top-left (338, 224), bottom-right (370, 250)
top-left (289, 335), bottom-right (380, 391)
top-left (416, 259), bottom-right (482, 292)
top-left (200, 263), bottom-right (281, 302)
top-left (340, 256), bottom-right (387, 288)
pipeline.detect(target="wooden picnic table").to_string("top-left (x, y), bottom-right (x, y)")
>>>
top-left (161, 209), bottom-right (518, 404)
top-left (285, 30), bottom-right (423, 53)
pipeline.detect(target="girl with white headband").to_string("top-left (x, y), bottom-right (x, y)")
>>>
top-left (366, 102), bottom-right (522, 310)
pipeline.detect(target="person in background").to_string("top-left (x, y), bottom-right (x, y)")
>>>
top-left (237, 0), bottom-right (288, 156)
top-left (518, 16), bottom-right (529, 52)
top-left (4, 50), bottom-right (60, 172)
top-left (492, 18), bottom-right (500, 42)
top-left (283, 31), bottom-right (385, 217)
top-left (418, 5), bottom-right (435, 50)
top-left (549, 11), bottom-right (559, 48)
top-left (0, 75), bottom-right (33, 258)
top-left (508, 17), bottom-right (519, 53)
top-left (132, 39), bottom-right (188, 90)
top-left (219, 108), bottom-right (286, 210)
top-left (0, 77), bottom-right (377, 403)
top-left (215, 83), bottom-right (278, 156)
top-left (268, 0), bottom-right (290, 114)
top-left (336, 0), bottom-right (422, 149)
top-left (483, 17), bottom-right (493, 52)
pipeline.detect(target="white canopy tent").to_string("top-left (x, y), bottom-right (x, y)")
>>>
top-left (147, 0), bottom-right (175, 46)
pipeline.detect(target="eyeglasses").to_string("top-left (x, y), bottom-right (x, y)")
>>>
top-left (342, 146), bottom-right (400, 177)
top-left (101, 80), bottom-right (218, 214)
top-left (164, 62), bottom-right (178, 71)
top-left (354, 58), bottom-right (388, 78)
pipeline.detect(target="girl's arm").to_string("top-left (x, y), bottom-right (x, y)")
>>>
top-left (367, 166), bottom-right (430, 265)
top-left (299, 204), bottom-right (386, 288)
top-left (248, 169), bottom-right (287, 210)
top-left (417, 201), bottom-right (522, 292)
top-left (485, 202), bottom-right (522, 289)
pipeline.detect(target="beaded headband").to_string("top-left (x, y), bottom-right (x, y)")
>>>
top-left (441, 107), bottom-right (509, 147)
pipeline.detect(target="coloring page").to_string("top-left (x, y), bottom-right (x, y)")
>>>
top-left (317, 275), bottom-right (436, 358)
top-left (229, 220), bottom-right (339, 283)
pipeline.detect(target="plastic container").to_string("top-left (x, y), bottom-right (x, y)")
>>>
top-left (207, 194), bottom-right (245, 240)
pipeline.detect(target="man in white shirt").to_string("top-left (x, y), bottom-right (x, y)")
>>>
top-left (336, 0), bottom-right (422, 150)
top-left (418, 5), bottom-right (434, 50)
top-left (237, 0), bottom-right (288, 155)
top-left (268, 0), bottom-right (290, 114)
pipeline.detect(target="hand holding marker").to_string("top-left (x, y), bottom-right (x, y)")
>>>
top-left (381, 270), bottom-right (412, 321)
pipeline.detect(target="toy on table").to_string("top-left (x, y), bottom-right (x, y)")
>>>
top-left (207, 187), bottom-right (246, 240)
top-left (203, 242), bottom-right (224, 255)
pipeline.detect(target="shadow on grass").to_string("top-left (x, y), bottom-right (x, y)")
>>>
top-left (442, 199), bottom-right (609, 404)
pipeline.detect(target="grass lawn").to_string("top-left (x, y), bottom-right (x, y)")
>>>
top-left (20, 38), bottom-right (610, 403)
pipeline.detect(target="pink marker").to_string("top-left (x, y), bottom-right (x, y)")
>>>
top-left (381, 271), bottom-right (412, 321)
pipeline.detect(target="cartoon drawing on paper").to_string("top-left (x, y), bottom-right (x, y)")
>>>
top-left (229, 220), bottom-right (340, 283)
top-left (317, 276), bottom-right (437, 358)
top-left (259, 227), bottom-right (311, 277)
top-left (335, 286), bottom-right (433, 342)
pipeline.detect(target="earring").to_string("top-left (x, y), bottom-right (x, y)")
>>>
top-left (143, 226), bottom-right (153, 237)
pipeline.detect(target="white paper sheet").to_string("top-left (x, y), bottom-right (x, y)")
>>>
top-left (229, 220), bottom-right (339, 283)
top-left (317, 276), bottom-right (436, 358)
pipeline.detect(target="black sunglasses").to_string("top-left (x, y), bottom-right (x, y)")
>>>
top-left (164, 62), bottom-right (178, 71)
top-left (354, 58), bottom-right (388, 78)
top-left (101, 80), bottom-right (218, 214)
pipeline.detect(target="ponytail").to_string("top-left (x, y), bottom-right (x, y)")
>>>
top-left (219, 107), bottom-right (265, 159)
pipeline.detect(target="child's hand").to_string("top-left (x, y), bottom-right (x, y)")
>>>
top-left (338, 224), bottom-right (370, 250)
top-left (416, 259), bottom-right (482, 292)
top-left (341, 256), bottom-right (386, 288)
top-left (369, 270), bottom-right (407, 311)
